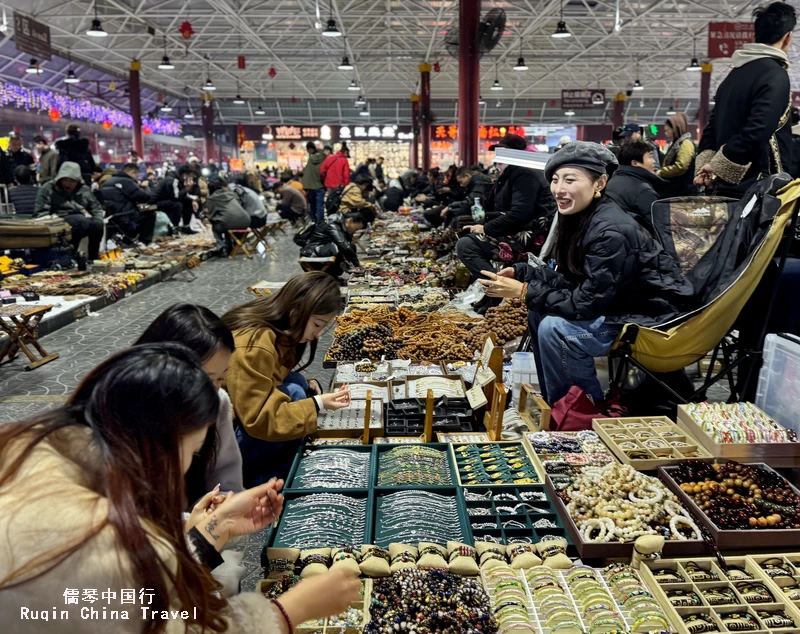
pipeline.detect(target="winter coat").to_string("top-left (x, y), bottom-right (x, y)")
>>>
top-left (9, 148), bottom-right (34, 169)
top-left (278, 184), bottom-right (307, 216)
top-left (206, 388), bottom-right (243, 494)
top-left (697, 44), bottom-right (792, 196)
top-left (0, 151), bottom-right (14, 185)
top-left (512, 197), bottom-right (694, 326)
top-left (484, 165), bottom-right (556, 238)
top-left (658, 135), bottom-right (696, 197)
top-left (38, 147), bottom-right (59, 184)
top-left (320, 152), bottom-right (351, 188)
top-left (375, 164), bottom-right (385, 183)
top-left (206, 189), bottom-right (251, 231)
top-left (34, 162), bottom-right (104, 220)
top-left (101, 170), bottom-right (151, 219)
top-left (8, 184), bottom-right (38, 215)
top-left (302, 151), bottom-right (325, 190)
top-left (340, 183), bottom-right (375, 215)
top-left (300, 212), bottom-right (359, 265)
top-left (54, 135), bottom-right (98, 186)
top-left (605, 165), bottom-right (666, 234)
top-left (448, 172), bottom-right (493, 216)
top-left (791, 127), bottom-right (800, 179)
top-left (382, 186), bottom-right (404, 212)
top-left (232, 184), bottom-right (267, 219)
top-left (0, 424), bottom-right (283, 634)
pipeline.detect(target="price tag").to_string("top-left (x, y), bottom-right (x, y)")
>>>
top-left (466, 384), bottom-right (488, 409)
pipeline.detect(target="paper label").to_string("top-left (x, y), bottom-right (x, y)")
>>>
top-left (466, 384), bottom-right (488, 409)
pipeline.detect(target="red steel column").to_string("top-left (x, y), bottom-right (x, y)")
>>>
top-left (612, 93), bottom-right (626, 129)
top-left (419, 63), bottom-right (431, 171)
top-left (410, 94), bottom-right (420, 170)
top-left (128, 61), bottom-right (144, 157)
top-left (202, 98), bottom-right (215, 164)
top-left (698, 63), bottom-right (713, 140)
top-left (458, 0), bottom-right (480, 168)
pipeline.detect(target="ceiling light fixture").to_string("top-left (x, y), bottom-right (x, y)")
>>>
top-left (233, 82), bottom-right (245, 104)
top-left (479, 95), bottom-right (486, 105)
top-left (26, 58), bottom-right (42, 74)
top-left (203, 61), bottom-right (216, 91)
top-left (322, 4), bottom-right (341, 37)
top-left (64, 53), bottom-right (79, 83)
top-left (158, 36), bottom-right (174, 70)
top-left (355, 94), bottom-right (366, 106)
top-left (338, 55), bottom-right (353, 70)
top-left (632, 59), bottom-right (643, 90)
top-left (254, 104), bottom-right (266, 115)
top-left (184, 110), bottom-right (194, 119)
top-left (513, 57), bottom-right (528, 71)
top-left (552, 3), bottom-right (572, 38)
top-left (86, 1), bottom-right (108, 37)
top-left (491, 62), bottom-right (503, 90)
top-left (160, 102), bottom-right (172, 112)
top-left (564, 109), bottom-right (575, 116)
top-left (348, 78), bottom-right (359, 91)
top-left (686, 38), bottom-right (701, 71)
top-left (359, 106), bottom-right (370, 116)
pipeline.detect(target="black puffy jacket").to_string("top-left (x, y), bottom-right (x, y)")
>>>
top-left (300, 213), bottom-right (359, 265)
top-left (449, 172), bottom-right (493, 216)
top-left (513, 198), bottom-right (694, 326)
top-left (604, 166), bottom-right (666, 234)
top-left (484, 165), bottom-right (556, 237)
top-left (54, 136), bottom-right (98, 186)
top-left (101, 171), bottom-right (151, 218)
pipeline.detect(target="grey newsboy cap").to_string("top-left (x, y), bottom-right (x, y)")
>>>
top-left (545, 141), bottom-right (618, 181)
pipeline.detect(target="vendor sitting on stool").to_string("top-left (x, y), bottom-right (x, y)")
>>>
top-left (478, 142), bottom-right (692, 407)
top-left (299, 211), bottom-right (366, 278)
top-left (206, 175), bottom-right (252, 256)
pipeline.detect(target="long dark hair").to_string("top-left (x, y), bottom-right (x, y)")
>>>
top-left (553, 176), bottom-right (605, 279)
top-left (0, 344), bottom-right (226, 633)
top-left (222, 271), bottom-right (343, 371)
top-left (135, 304), bottom-right (235, 506)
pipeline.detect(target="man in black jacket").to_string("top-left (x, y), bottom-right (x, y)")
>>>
top-left (54, 124), bottom-right (99, 186)
top-left (102, 163), bottom-right (157, 243)
top-left (696, 2), bottom-right (796, 196)
top-left (149, 165), bottom-right (198, 230)
top-left (437, 166), bottom-right (493, 228)
top-left (456, 134), bottom-right (556, 296)
top-left (299, 210), bottom-right (365, 277)
top-left (605, 139), bottom-right (665, 235)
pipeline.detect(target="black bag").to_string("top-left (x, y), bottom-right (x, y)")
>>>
top-left (292, 220), bottom-right (316, 247)
top-left (324, 185), bottom-right (345, 215)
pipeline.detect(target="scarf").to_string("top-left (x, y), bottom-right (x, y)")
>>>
top-left (731, 43), bottom-right (789, 69)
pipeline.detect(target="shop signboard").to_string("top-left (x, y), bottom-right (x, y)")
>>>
top-left (561, 89), bottom-right (605, 109)
top-left (13, 12), bottom-right (52, 61)
top-left (250, 124), bottom-right (412, 143)
top-left (708, 22), bottom-right (754, 58)
top-left (430, 125), bottom-right (527, 140)
top-left (337, 125), bottom-right (411, 141)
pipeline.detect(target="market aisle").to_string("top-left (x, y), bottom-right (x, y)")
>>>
top-left (0, 233), bottom-right (336, 423)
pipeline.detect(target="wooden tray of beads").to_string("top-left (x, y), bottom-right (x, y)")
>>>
top-left (523, 430), bottom-right (619, 480)
top-left (676, 403), bottom-right (800, 464)
top-left (639, 557), bottom-right (800, 634)
top-left (544, 475), bottom-right (710, 559)
top-left (257, 578), bottom-right (372, 633)
top-left (593, 416), bottom-right (714, 471)
top-left (451, 441), bottom-right (544, 487)
top-left (658, 463), bottom-right (800, 550)
top-left (747, 554), bottom-right (800, 616)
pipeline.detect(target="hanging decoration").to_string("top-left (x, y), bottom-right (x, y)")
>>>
top-left (433, 62), bottom-right (440, 73)
top-left (143, 125), bottom-right (152, 135)
top-left (527, 109), bottom-right (533, 116)
top-left (0, 80), bottom-right (181, 135)
top-left (237, 123), bottom-right (246, 148)
top-left (268, 67), bottom-right (277, 78)
top-left (291, 95), bottom-right (297, 104)
top-left (288, 142), bottom-right (296, 150)
top-left (48, 107), bottom-right (60, 121)
top-left (101, 120), bottom-right (112, 130)
top-left (108, 80), bottom-right (116, 91)
top-left (179, 21), bottom-right (194, 39)
top-left (237, 55), bottom-right (246, 69)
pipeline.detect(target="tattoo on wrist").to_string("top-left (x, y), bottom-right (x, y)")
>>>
top-left (205, 517), bottom-right (220, 541)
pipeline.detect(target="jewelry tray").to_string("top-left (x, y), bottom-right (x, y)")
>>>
top-left (523, 430), bottom-right (620, 479)
top-left (544, 475), bottom-right (710, 559)
top-left (748, 553), bottom-right (800, 618)
top-left (658, 463), bottom-right (800, 550)
top-left (639, 556), bottom-right (800, 634)
top-left (462, 485), bottom-right (572, 549)
top-left (316, 399), bottom-right (384, 438)
top-left (593, 416), bottom-right (714, 471)
top-left (384, 397), bottom-right (474, 437)
top-left (452, 441), bottom-right (544, 487)
top-left (256, 578), bottom-right (371, 634)
top-left (374, 442), bottom-right (457, 489)
top-left (676, 404), bottom-right (800, 465)
top-left (284, 445), bottom-right (377, 492)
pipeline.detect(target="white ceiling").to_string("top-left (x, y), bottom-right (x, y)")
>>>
top-left (0, 0), bottom-right (793, 125)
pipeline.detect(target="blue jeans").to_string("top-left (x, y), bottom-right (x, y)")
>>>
top-left (236, 372), bottom-right (309, 487)
top-left (528, 312), bottom-right (622, 404)
top-left (307, 189), bottom-right (326, 223)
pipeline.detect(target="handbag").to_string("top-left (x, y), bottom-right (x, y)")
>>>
top-left (550, 386), bottom-right (600, 431)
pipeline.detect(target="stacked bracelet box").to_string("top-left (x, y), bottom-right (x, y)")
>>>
top-left (640, 556), bottom-right (800, 634)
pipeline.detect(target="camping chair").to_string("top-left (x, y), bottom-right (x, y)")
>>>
top-left (608, 176), bottom-right (800, 404)
top-left (227, 229), bottom-right (254, 259)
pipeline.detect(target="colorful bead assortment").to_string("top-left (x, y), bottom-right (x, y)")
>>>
top-left (685, 402), bottom-right (797, 444)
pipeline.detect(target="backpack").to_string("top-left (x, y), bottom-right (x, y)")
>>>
top-left (324, 185), bottom-right (345, 215)
top-left (292, 219), bottom-right (317, 247)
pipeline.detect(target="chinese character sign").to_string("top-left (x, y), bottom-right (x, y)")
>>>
top-left (13, 12), bottom-right (52, 61)
top-left (708, 22), bottom-right (755, 59)
top-left (435, 125), bottom-right (526, 141)
top-left (561, 89), bottom-right (605, 109)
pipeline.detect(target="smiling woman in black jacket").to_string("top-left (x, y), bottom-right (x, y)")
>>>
top-left (480, 142), bottom-right (693, 405)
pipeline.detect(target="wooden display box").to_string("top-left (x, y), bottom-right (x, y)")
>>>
top-left (658, 463), bottom-right (800, 550)
top-left (593, 416), bottom-right (714, 471)
top-left (747, 553), bottom-right (800, 616)
top-left (639, 557), bottom-right (800, 634)
top-left (518, 384), bottom-right (552, 432)
top-left (315, 398), bottom-right (384, 440)
top-left (676, 404), bottom-right (800, 463)
top-left (256, 578), bottom-right (372, 633)
top-left (405, 374), bottom-right (466, 399)
top-left (544, 475), bottom-right (709, 559)
top-left (522, 431), bottom-right (619, 479)
top-left (333, 381), bottom-right (392, 401)
top-left (451, 441), bottom-right (544, 486)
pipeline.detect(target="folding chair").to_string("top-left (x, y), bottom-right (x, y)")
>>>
top-left (249, 225), bottom-right (278, 260)
top-left (227, 229), bottom-right (253, 259)
top-left (0, 304), bottom-right (60, 371)
top-left (608, 176), bottom-right (800, 404)
top-left (298, 256), bottom-right (337, 272)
